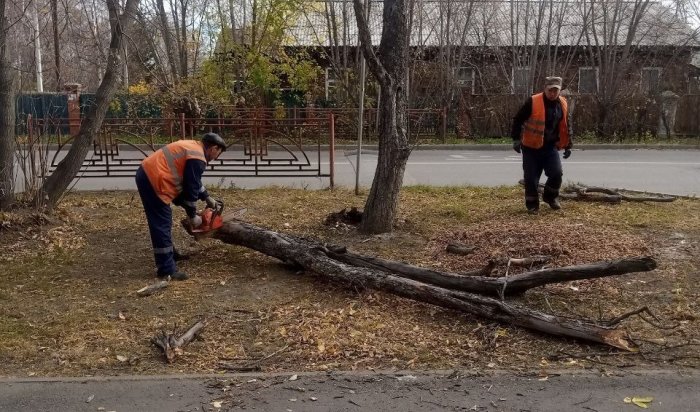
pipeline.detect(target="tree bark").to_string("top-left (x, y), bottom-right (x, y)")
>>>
top-left (354, 0), bottom-right (412, 234)
top-left (51, 0), bottom-right (61, 90)
top-left (212, 221), bottom-right (639, 351)
top-left (35, 0), bottom-right (140, 210)
top-left (0, 13), bottom-right (17, 210)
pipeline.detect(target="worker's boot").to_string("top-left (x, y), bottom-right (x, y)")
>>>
top-left (158, 271), bottom-right (189, 281)
top-left (173, 248), bottom-right (190, 262)
top-left (545, 197), bottom-right (561, 210)
top-left (168, 271), bottom-right (189, 281)
top-left (525, 197), bottom-right (539, 214)
top-left (543, 185), bottom-right (561, 210)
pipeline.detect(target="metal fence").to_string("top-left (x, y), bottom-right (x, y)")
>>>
top-left (28, 113), bottom-right (336, 186)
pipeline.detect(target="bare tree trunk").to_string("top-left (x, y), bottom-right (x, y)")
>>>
top-left (0, 12), bottom-right (17, 210)
top-left (179, 0), bottom-right (188, 77)
top-left (51, 0), bottom-right (60, 90)
top-left (212, 221), bottom-right (637, 351)
top-left (354, 0), bottom-right (412, 234)
top-left (157, 0), bottom-right (180, 82)
top-left (35, 0), bottom-right (141, 210)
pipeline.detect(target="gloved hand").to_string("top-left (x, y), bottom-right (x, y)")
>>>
top-left (189, 215), bottom-right (203, 228)
top-left (512, 141), bottom-right (522, 153)
top-left (563, 148), bottom-right (572, 159)
top-left (205, 196), bottom-right (223, 209)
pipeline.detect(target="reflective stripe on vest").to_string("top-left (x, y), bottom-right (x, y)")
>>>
top-left (141, 140), bottom-right (207, 204)
top-left (161, 146), bottom-right (206, 193)
top-left (520, 93), bottom-right (569, 150)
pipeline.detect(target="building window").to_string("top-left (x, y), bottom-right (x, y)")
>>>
top-left (688, 73), bottom-right (700, 94)
top-left (578, 67), bottom-right (598, 93)
top-left (641, 67), bottom-right (662, 95)
top-left (454, 67), bottom-right (475, 94)
top-left (512, 67), bottom-right (532, 95)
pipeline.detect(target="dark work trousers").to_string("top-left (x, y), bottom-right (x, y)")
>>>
top-left (522, 145), bottom-right (563, 209)
top-left (135, 166), bottom-right (177, 276)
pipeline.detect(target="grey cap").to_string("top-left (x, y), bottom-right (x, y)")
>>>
top-left (545, 76), bottom-right (563, 90)
top-left (201, 132), bottom-right (227, 151)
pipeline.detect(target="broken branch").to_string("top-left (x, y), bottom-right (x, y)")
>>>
top-left (136, 280), bottom-right (169, 297)
top-left (151, 318), bottom-right (208, 363)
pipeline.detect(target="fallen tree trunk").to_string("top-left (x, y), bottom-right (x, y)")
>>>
top-left (213, 221), bottom-right (638, 351)
top-left (328, 250), bottom-right (655, 296)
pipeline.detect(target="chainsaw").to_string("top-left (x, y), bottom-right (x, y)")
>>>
top-left (182, 203), bottom-right (247, 240)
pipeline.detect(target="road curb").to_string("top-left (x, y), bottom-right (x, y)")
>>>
top-left (1, 368), bottom-right (696, 384)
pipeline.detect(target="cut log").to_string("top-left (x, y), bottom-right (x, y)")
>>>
top-left (446, 242), bottom-right (477, 255)
top-left (213, 221), bottom-right (640, 351)
top-left (151, 318), bottom-right (208, 363)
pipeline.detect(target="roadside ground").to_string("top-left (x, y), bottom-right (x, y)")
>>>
top-left (0, 186), bottom-right (698, 379)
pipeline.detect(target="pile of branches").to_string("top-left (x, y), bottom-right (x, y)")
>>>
top-left (519, 180), bottom-right (677, 203)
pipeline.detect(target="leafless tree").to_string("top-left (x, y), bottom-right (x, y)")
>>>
top-left (35, 0), bottom-right (141, 210)
top-left (579, 0), bottom-right (653, 136)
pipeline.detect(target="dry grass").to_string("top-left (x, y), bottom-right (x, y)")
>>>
top-left (0, 186), bottom-right (698, 378)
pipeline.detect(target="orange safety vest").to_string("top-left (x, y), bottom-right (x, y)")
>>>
top-left (520, 93), bottom-right (570, 150)
top-left (141, 140), bottom-right (207, 204)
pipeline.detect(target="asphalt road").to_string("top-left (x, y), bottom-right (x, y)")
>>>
top-left (17, 148), bottom-right (699, 196)
top-left (1, 370), bottom-right (698, 411)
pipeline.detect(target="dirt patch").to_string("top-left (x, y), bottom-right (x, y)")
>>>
top-left (0, 188), bottom-right (698, 377)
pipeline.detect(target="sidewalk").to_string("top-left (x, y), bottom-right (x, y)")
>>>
top-left (1, 369), bottom-right (698, 411)
top-left (28, 142), bottom-right (700, 152)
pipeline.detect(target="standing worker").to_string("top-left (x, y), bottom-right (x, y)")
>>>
top-left (511, 76), bottom-right (573, 213)
top-left (135, 133), bottom-right (227, 280)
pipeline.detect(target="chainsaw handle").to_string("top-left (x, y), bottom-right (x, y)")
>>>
top-left (212, 202), bottom-right (224, 218)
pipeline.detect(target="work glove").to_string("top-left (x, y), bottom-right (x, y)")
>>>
top-left (563, 148), bottom-right (572, 159)
top-left (205, 196), bottom-right (223, 209)
top-left (512, 141), bottom-right (522, 153)
top-left (189, 215), bottom-right (203, 228)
